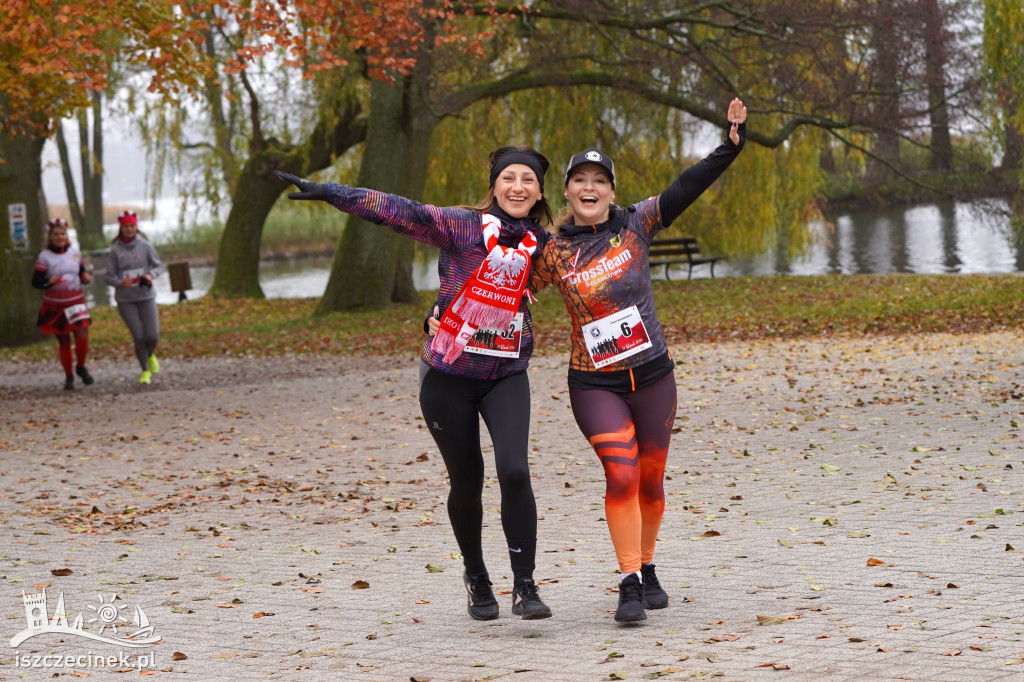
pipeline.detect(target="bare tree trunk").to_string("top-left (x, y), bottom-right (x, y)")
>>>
top-left (921, 0), bottom-right (953, 172)
top-left (84, 92), bottom-right (104, 246)
top-left (1003, 111), bottom-right (1023, 172)
top-left (0, 125), bottom-right (48, 346)
top-left (316, 72), bottom-right (435, 314)
top-left (996, 100), bottom-right (1022, 202)
top-left (55, 123), bottom-right (85, 228)
top-left (208, 153), bottom-right (283, 299)
top-left (206, 94), bottom-right (365, 299)
top-left (865, 0), bottom-right (903, 188)
top-left (60, 95), bottom-right (106, 250)
top-left (819, 128), bottom-right (836, 174)
top-left (200, 16), bottom-right (241, 195)
top-left (391, 238), bottom-right (419, 303)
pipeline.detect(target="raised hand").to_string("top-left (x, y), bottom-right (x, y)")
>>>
top-left (728, 97), bottom-right (747, 146)
top-left (275, 170), bottom-right (328, 201)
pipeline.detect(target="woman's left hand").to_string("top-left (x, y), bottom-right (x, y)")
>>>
top-left (275, 170), bottom-right (328, 201)
top-left (426, 306), bottom-right (441, 336)
top-left (728, 97), bottom-right (747, 146)
top-left (81, 272), bottom-right (92, 284)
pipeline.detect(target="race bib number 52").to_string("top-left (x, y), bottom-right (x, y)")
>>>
top-left (463, 313), bottom-right (524, 359)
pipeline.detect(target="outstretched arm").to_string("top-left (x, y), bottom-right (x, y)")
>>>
top-left (275, 170), bottom-right (478, 253)
top-left (659, 97), bottom-right (747, 228)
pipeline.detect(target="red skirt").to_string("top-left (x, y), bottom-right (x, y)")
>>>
top-left (37, 300), bottom-right (91, 335)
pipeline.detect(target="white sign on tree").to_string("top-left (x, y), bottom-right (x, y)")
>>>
top-left (8, 203), bottom-right (28, 251)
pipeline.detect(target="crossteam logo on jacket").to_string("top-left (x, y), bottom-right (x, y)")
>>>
top-left (567, 248), bottom-right (633, 288)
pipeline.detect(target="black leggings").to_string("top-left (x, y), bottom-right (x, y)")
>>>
top-left (419, 367), bottom-right (537, 579)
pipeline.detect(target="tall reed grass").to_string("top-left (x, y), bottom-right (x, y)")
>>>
top-left (155, 201), bottom-right (348, 263)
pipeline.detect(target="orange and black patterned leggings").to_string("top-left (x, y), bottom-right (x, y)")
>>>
top-left (569, 372), bottom-right (676, 574)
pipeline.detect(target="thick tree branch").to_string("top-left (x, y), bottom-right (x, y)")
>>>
top-left (179, 141), bottom-right (218, 151)
top-left (239, 68), bottom-right (263, 150)
top-left (444, 70), bottom-right (844, 147)
top-left (553, 3), bottom-right (770, 37)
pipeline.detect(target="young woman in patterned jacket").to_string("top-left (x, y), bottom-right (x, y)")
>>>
top-left (277, 146), bottom-right (555, 621)
top-left (530, 99), bottom-right (747, 622)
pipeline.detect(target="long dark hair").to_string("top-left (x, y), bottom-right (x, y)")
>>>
top-left (470, 145), bottom-right (554, 226)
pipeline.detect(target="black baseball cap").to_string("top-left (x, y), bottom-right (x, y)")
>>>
top-left (564, 148), bottom-right (615, 188)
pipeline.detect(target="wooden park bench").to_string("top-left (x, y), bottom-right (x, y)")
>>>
top-left (649, 236), bottom-right (722, 280)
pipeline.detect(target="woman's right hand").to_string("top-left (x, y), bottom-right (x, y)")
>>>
top-left (275, 170), bottom-right (328, 201)
top-left (121, 275), bottom-right (133, 288)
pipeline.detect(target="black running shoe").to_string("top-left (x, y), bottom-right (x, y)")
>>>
top-left (463, 571), bottom-right (499, 620)
top-left (511, 578), bottom-right (552, 620)
top-left (75, 365), bottom-right (94, 385)
top-left (615, 573), bottom-right (647, 622)
top-left (64, 376), bottom-right (74, 391)
top-left (640, 563), bottom-right (668, 609)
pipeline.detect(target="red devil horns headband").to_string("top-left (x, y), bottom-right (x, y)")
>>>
top-left (118, 210), bottom-right (138, 226)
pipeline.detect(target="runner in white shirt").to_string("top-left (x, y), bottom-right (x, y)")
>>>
top-left (32, 219), bottom-right (94, 390)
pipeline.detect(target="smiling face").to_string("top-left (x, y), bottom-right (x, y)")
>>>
top-left (493, 163), bottom-right (543, 219)
top-left (48, 225), bottom-right (68, 248)
top-left (564, 164), bottom-right (615, 225)
top-left (119, 221), bottom-right (138, 241)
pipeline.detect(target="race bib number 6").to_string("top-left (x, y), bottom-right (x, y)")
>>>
top-left (581, 305), bottom-right (652, 369)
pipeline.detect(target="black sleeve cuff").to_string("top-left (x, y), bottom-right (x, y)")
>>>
top-left (31, 270), bottom-right (51, 289)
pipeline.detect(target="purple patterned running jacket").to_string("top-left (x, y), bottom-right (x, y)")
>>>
top-left (326, 184), bottom-right (550, 380)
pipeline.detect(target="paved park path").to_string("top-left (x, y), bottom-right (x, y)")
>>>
top-left (1, 332), bottom-right (1023, 681)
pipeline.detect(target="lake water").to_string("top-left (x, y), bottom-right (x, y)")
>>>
top-left (718, 200), bottom-right (1019, 277)
top-left (81, 199), bottom-right (1018, 306)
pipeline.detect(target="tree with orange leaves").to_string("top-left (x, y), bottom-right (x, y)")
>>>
top-left (0, 1), bottom-right (207, 135)
top-left (136, 0), bottom-right (518, 299)
top-left (0, 0), bottom-right (208, 344)
top-left (156, 0), bottom-right (422, 298)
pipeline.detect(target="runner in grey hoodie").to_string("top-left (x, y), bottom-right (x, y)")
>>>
top-left (105, 211), bottom-right (164, 385)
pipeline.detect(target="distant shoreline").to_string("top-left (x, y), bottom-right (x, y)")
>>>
top-left (84, 244), bottom-right (337, 272)
top-left (151, 244), bottom-right (338, 268)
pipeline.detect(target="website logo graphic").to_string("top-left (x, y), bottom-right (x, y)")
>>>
top-left (11, 589), bottom-right (160, 648)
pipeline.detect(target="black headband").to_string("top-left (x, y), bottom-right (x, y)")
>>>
top-left (489, 151), bottom-right (545, 190)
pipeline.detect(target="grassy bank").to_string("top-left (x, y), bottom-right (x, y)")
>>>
top-left (49, 201), bottom-right (347, 263)
top-left (152, 202), bottom-right (349, 264)
top-left (4, 274), bottom-right (1024, 363)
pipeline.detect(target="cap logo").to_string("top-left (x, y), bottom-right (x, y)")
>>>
top-left (584, 151), bottom-right (602, 162)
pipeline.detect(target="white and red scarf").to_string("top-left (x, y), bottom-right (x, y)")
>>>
top-left (431, 214), bottom-right (538, 364)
